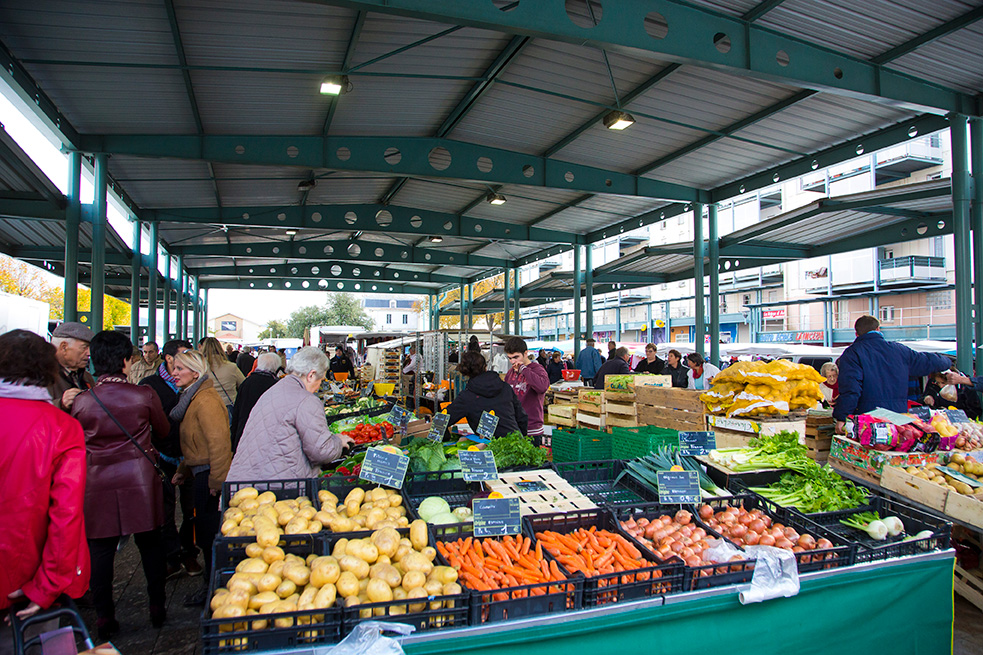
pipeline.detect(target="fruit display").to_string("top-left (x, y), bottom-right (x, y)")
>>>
top-left (207, 519), bottom-right (464, 642)
top-left (219, 486), bottom-right (409, 539)
top-left (701, 360), bottom-right (825, 416)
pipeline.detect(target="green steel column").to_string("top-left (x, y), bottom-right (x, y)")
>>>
top-left (512, 269), bottom-right (521, 336)
top-left (950, 114), bottom-right (973, 373)
top-left (971, 117), bottom-right (983, 376)
top-left (693, 203), bottom-right (706, 355)
top-left (203, 287), bottom-right (209, 339)
top-left (585, 245), bottom-right (594, 340)
top-left (130, 220), bottom-right (141, 344)
top-left (91, 153), bottom-right (108, 330)
top-left (615, 305), bottom-right (622, 341)
top-left (467, 284), bottom-right (473, 330)
top-left (148, 222), bottom-right (158, 342)
top-left (163, 255), bottom-right (171, 341)
top-left (573, 246), bottom-right (582, 359)
top-left (177, 255), bottom-right (185, 339)
top-left (503, 265), bottom-right (512, 334)
top-left (64, 151), bottom-right (81, 322)
top-left (458, 283), bottom-right (465, 333)
top-left (708, 204), bottom-right (720, 366)
top-left (191, 275), bottom-right (202, 343)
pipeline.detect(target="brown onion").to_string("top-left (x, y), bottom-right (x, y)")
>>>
top-left (759, 534), bottom-right (776, 546)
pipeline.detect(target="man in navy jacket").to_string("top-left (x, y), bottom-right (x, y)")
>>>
top-left (834, 315), bottom-right (951, 433)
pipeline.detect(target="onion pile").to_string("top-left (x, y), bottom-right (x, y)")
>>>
top-left (620, 510), bottom-right (738, 570)
top-left (700, 503), bottom-right (834, 562)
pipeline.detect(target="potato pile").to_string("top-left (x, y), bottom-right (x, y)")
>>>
top-left (906, 455), bottom-right (983, 497)
top-left (219, 485), bottom-right (410, 539)
top-left (209, 518), bottom-right (464, 641)
top-left (701, 360), bottom-right (825, 417)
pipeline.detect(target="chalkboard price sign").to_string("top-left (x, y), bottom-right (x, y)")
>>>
top-left (657, 471), bottom-right (700, 504)
top-left (472, 497), bottom-right (521, 537)
top-left (427, 413), bottom-right (450, 442)
top-left (359, 447), bottom-right (410, 489)
top-left (679, 431), bottom-right (716, 456)
top-left (387, 405), bottom-right (411, 428)
top-left (476, 411), bottom-right (500, 439)
top-left (459, 450), bottom-right (499, 482)
top-left (944, 409), bottom-right (971, 424)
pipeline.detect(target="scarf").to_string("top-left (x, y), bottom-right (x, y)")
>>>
top-left (97, 374), bottom-right (128, 386)
top-left (0, 379), bottom-right (55, 404)
top-left (158, 362), bottom-right (179, 392)
top-left (169, 374), bottom-right (209, 422)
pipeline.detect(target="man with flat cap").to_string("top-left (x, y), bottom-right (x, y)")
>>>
top-left (48, 321), bottom-right (96, 411)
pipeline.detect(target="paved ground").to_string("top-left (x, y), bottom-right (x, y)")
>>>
top-left (84, 537), bottom-right (983, 655)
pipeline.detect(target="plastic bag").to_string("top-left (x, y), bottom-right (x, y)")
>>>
top-left (739, 546), bottom-right (800, 604)
top-left (331, 621), bottom-right (416, 655)
top-left (939, 384), bottom-right (959, 403)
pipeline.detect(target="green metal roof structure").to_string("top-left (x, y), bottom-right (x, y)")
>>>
top-left (0, 0), bottom-right (980, 368)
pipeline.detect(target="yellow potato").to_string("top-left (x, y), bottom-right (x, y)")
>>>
top-left (345, 487), bottom-right (366, 506)
top-left (235, 557), bottom-right (268, 574)
top-left (248, 591), bottom-right (280, 611)
top-left (262, 546), bottom-right (285, 564)
top-left (275, 579), bottom-right (297, 599)
top-left (230, 487), bottom-right (259, 508)
top-left (310, 559), bottom-right (341, 587)
top-left (256, 491), bottom-right (277, 506)
top-left (314, 583), bottom-right (337, 609)
top-left (409, 520), bottom-right (428, 550)
top-left (401, 570), bottom-right (426, 591)
top-left (245, 543), bottom-right (264, 559)
top-left (336, 571), bottom-right (359, 598)
top-left (256, 573), bottom-right (281, 593)
top-left (367, 578), bottom-right (393, 603)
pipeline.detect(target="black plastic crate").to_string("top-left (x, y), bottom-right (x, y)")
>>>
top-left (797, 495), bottom-right (951, 562)
top-left (429, 523), bottom-right (582, 624)
top-left (702, 462), bottom-right (787, 493)
top-left (202, 536), bottom-right (340, 654)
top-left (730, 476), bottom-right (878, 520)
top-left (213, 533), bottom-right (328, 567)
top-left (311, 477), bottom-right (415, 539)
top-left (523, 508), bottom-right (684, 607)
top-left (697, 494), bottom-right (855, 573)
top-left (552, 460), bottom-right (660, 508)
top-left (221, 478), bottom-right (316, 512)
top-left (403, 469), bottom-right (479, 499)
top-left (341, 590), bottom-right (469, 634)
top-left (610, 503), bottom-right (755, 591)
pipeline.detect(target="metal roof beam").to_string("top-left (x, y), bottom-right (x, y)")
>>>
top-left (10, 247), bottom-right (132, 266)
top-left (146, 204), bottom-right (583, 244)
top-left (0, 39), bottom-right (80, 147)
top-left (719, 241), bottom-right (810, 259)
top-left (515, 244), bottom-right (575, 268)
top-left (871, 6), bottom-right (983, 65)
top-left (192, 262), bottom-right (466, 284)
top-left (323, 11), bottom-right (366, 136)
top-left (591, 273), bottom-right (668, 284)
top-left (167, 238), bottom-right (507, 268)
top-left (0, 195), bottom-right (65, 221)
top-left (741, 0), bottom-right (788, 23)
top-left (542, 64), bottom-right (681, 158)
top-left (78, 134), bottom-right (704, 203)
top-left (585, 202), bottom-right (688, 243)
top-left (711, 113), bottom-right (950, 203)
top-left (809, 213), bottom-right (952, 257)
top-left (201, 277), bottom-right (435, 294)
top-left (314, 1), bottom-right (978, 116)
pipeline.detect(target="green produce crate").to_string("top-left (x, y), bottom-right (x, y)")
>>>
top-left (551, 428), bottom-right (611, 462)
top-left (610, 426), bottom-right (679, 459)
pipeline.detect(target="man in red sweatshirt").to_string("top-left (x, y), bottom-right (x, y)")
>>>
top-left (504, 337), bottom-right (550, 446)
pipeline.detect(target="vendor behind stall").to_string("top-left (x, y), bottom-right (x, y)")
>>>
top-left (444, 351), bottom-right (527, 437)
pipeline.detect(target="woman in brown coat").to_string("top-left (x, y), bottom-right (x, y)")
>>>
top-left (71, 330), bottom-right (171, 638)
top-left (170, 349), bottom-right (232, 606)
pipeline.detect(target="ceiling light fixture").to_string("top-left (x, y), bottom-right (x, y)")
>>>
top-left (297, 179), bottom-right (316, 192)
top-left (285, 230), bottom-right (297, 236)
top-left (485, 192), bottom-right (507, 206)
top-left (319, 75), bottom-right (351, 96)
top-left (429, 235), bottom-right (443, 243)
top-left (603, 110), bottom-right (635, 130)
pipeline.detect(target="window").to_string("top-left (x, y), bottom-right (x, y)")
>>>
top-left (402, 314), bottom-right (408, 325)
top-left (927, 290), bottom-right (952, 310)
top-left (389, 299), bottom-right (397, 308)
top-left (768, 290), bottom-right (778, 302)
top-left (386, 313), bottom-right (392, 324)
top-left (742, 294), bottom-right (751, 307)
top-left (660, 221), bottom-right (667, 230)
top-left (630, 308), bottom-right (636, 318)
top-left (879, 306), bottom-right (895, 323)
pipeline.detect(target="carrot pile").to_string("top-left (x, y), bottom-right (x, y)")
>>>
top-left (436, 535), bottom-right (566, 599)
top-left (535, 527), bottom-right (655, 580)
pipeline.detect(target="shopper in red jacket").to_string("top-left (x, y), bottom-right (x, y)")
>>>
top-left (0, 330), bottom-right (90, 624)
top-left (504, 337), bottom-right (550, 446)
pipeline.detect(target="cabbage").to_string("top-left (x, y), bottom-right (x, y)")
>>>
top-left (417, 496), bottom-right (451, 522)
top-left (429, 512), bottom-right (460, 525)
top-left (452, 506), bottom-right (473, 521)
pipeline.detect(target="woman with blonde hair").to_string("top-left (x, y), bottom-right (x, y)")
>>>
top-left (169, 349), bottom-right (231, 606)
top-left (198, 337), bottom-right (244, 419)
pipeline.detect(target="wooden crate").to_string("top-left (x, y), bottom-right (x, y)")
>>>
top-left (578, 388), bottom-right (604, 407)
top-left (945, 490), bottom-right (983, 530)
top-left (635, 386), bottom-right (706, 432)
top-left (547, 415), bottom-right (576, 428)
top-left (954, 564), bottom-right (983, 613)
top-left (577, 411), bottom-right (605, 429)
top-left (880, 465), bottom-right (949, 512)
top-left (604, 374), bottom-right (666, 394)
top-left (548, 404), bottom-right (576, 420)
top-left (829, 457), bottom-right (882, 487)
top-left (486, 469), bottom-right (597, 515)
top-left (706, 415), bottom-right (807, 451)
top-left (805, 434), bottom-right (833, 464)
top-left (604, 414), bottom-right (640, 429)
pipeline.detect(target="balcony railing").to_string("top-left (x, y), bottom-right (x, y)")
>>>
top-left (878, 256), bottom-right (946, 284)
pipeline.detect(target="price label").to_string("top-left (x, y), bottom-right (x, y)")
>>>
top-left (657, 470), bottom-right (700, 504)
top-left (476, 411), bottom-right (500, 439)
top-left (472, 497), bottom-right (521, 537)
top-left (427, 413), bottom-right (450, 442)
top-left (387, 405), bottom-right (411, 428)
top-left (944, 409), bottom-right (971, 424)
top-left (909, 406), bottom-right (933, 421)
top-left (873, 423), bottom-right (893, 446)
top-left (359, 447), bottom-right (410, 489)
top-left (332, 393), bottom-right (346, 403)
top-left (679, 431), bottom-right (716, 456)
top-left (459, 450), bottom-right (499, 482)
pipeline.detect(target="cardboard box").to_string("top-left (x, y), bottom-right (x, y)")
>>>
top-left (829, 436), bottom-right (938, 476)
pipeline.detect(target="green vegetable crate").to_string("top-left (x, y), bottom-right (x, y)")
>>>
top-left (551, 428), bottom-right (612, 462)
top-left (610, 426), bottom-right (679, 459)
